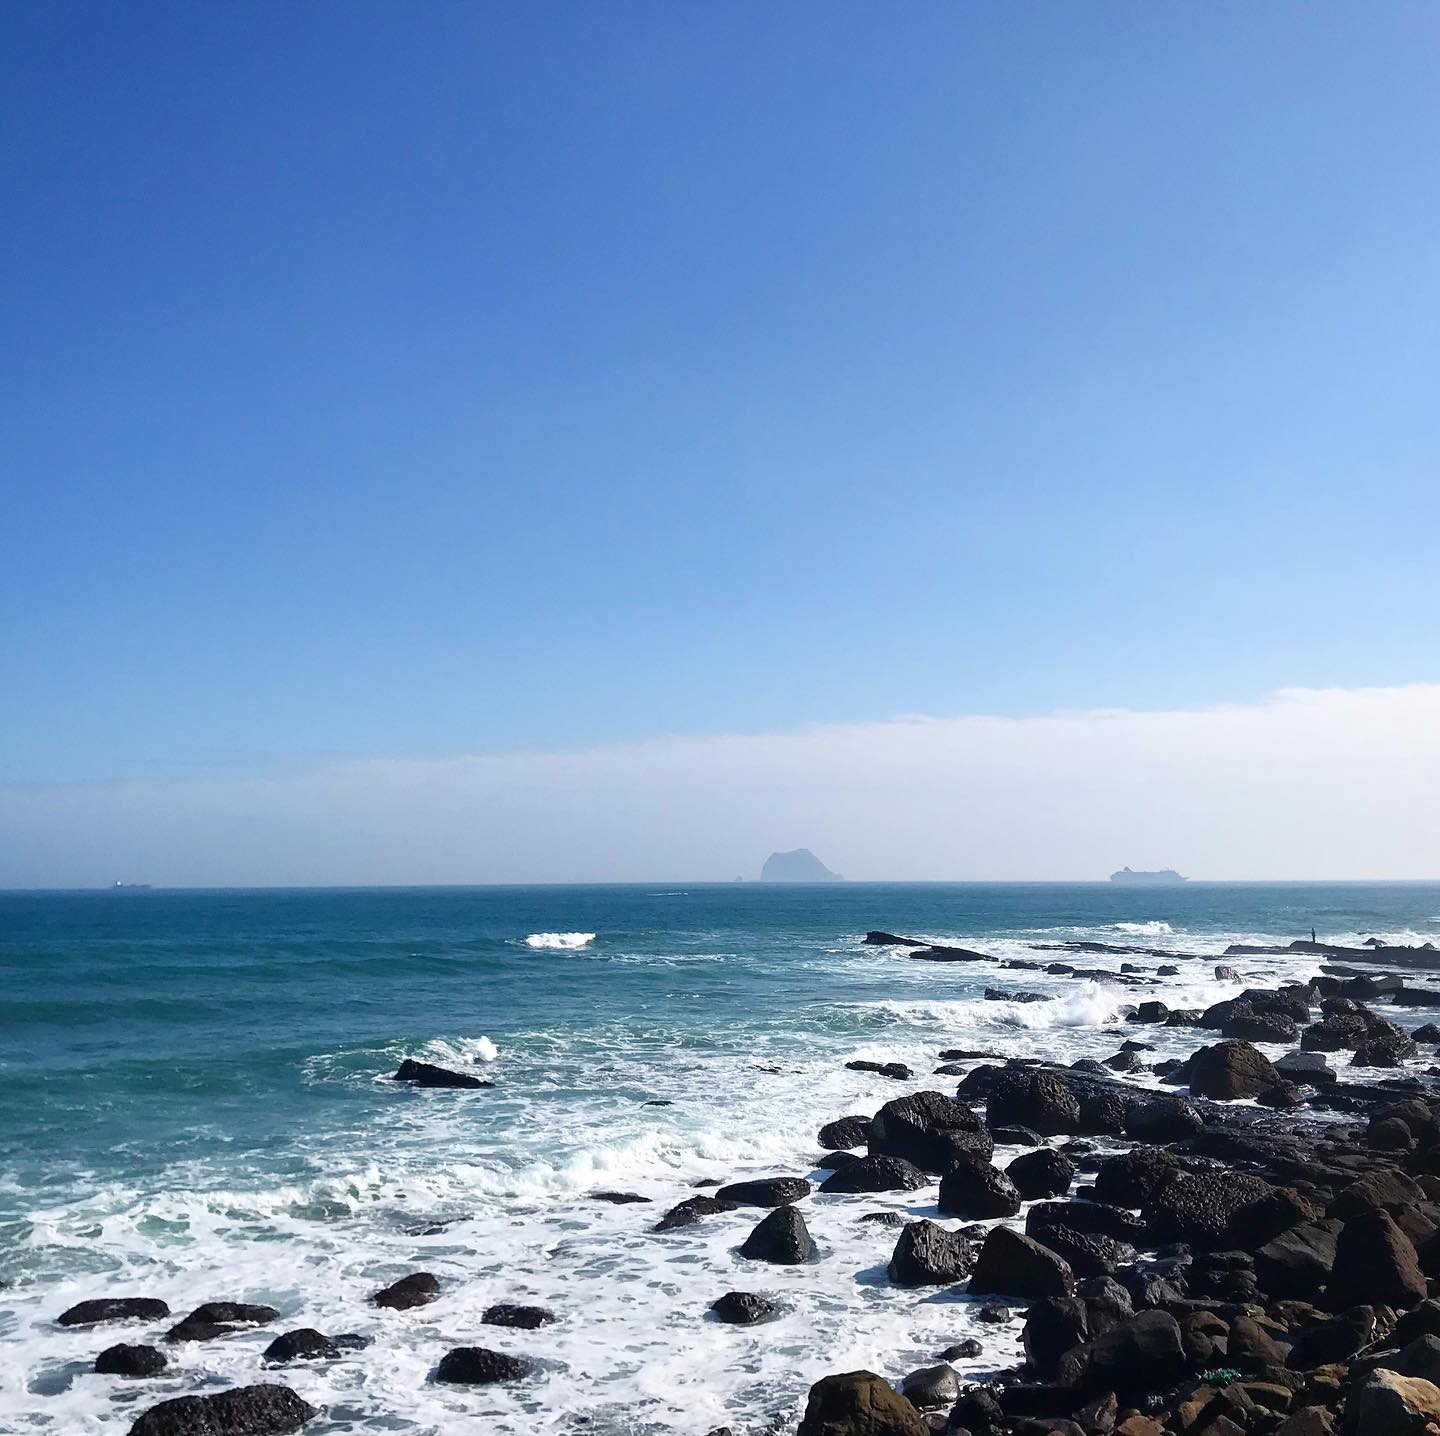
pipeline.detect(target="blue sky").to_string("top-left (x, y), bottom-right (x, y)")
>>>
top-left (4, 2), bottom-right (1438, 789)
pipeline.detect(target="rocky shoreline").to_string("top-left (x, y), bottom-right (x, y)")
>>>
top-left (38, 931), bottom-right (1440, 1436)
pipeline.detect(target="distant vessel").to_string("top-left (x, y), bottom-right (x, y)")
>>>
top-left (112, 882), bottom-right (152, 890)
top-left (1110, 867), bottom-right (1187, 884)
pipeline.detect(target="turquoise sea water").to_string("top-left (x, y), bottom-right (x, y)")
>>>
top-left (3, 882), bottom-right (1438, 1434)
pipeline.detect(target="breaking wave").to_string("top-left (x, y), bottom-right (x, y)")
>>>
top-left (525, 931), bottom-right (596, 950)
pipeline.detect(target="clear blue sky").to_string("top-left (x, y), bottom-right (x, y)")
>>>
top-left (4, 2), bottom-right (1437, 785)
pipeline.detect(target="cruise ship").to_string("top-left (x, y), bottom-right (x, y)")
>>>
top-left (1109, 867), bottom-right (1187, 884)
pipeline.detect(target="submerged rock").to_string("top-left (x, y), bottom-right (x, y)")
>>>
top-left (392, 1059), bottom-right (490, 1089)
top-left (434, 1347), bottom-right (530, 1384)
top-left (710, 1291), bottom-right (779, 1324)
top-left (482, 1303), bottom-right (556, 1329)
top-left (370, 1273), bottom-right (440, 1310)
top-left (262, 1330), bottom-right (340, 1364)
top-left (845, 1060), bottom-right (913, 1080)
top-left (96, 1343), bottom-right (168, 1377)
top-left (127, 1384), bottom-right (316, 1435)
top-left (166, 1303), bottom-right (279, 1343)
top-left (653, 1196), bottom-right (737, 1231)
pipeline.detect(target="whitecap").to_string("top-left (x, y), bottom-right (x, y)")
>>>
top-left (525, 931), bottom-right (596, 950)
top-left (1110, 920), bottom-right (1173, 935)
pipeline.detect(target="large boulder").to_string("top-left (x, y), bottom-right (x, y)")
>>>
top-left (715, 1177), bottom-right (812, 1207)
top-left (59, 1298), bottom-right (171, 1327)
top-left (986, 1070), bottom-right (1082, 1136)
top-left (1144, 1171), bottom-right (1315, 1251)
top-left (1094, 1148), bottom-right (1179, 1209)
top-left (127, 1385), bottom-right (316, 1435)
top-left (936, 1156), bottom-right (1022, 1218)
top-left (1035, 1226), bottom-right (1136, 1279)
top-left (1327, 1209), bottom-right (1426, 1311)
top-left (887, 1220), bottom-right (974, 1286)
top-left (1328, 1169), bottom-right (1425, 1219)
top-left (434, 1347), bottom-right (529, 1384)
top-left (898, 1365), bottom-right (960, 1410)
top-left (1055, 1310), bottom-right (1186, 1400)
top-left (867, 1091), bottom-right (993, 1172)
top-left (819, 1155), bottom-right (928, 1194)
top-left (1006, 1148), bottom-right (1075, 1201)
top-left (1344, 1370), bottom-right (1440, 1436)
top-left (969, 1226), bottom-right (1075, 1299)
top-left (1302, 1014), bottom-right (1369, 1052)
top-left (739, 1206), bottom-right (816, 1264)
top-left (1187, 1041), bottom-right (1281, 1100)
top-left (1023, 1296), bottom-right (1089, 1376)
top-left (795, 1370), bottom-right (928, 1436)
top-left (1253, 1219), bottom-right (1342, 1300)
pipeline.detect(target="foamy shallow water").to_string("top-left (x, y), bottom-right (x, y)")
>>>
top-left (3, 883), bottom-right (1438, 1433)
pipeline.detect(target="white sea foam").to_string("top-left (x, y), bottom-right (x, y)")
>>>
top-left (1110, 920), bottom-right (1173, 935)
top-left (525, 931), bottom-right (597, 950)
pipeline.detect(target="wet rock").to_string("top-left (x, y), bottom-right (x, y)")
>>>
top-left (370, 1273), bottom-right (440, 1310)
top-left (1276, 1051), bottom-right (1336, 1085)
top-left (1022, 1296), bottom-right (1088, 1376)
top-left (1144, 1171), bottom-right (1315, 1251)
top-left (937, 1157), bottom-right (1022, 1219)
top-left (969, 1226), bottom-right (1075, 1299)
top-left (710, 1291), bottom-right (779, 1324)
top-left (261, 1330), bottom-right (340, 1363)
top-left (948, 1388), bottom-right (1004, 1434)
top-left (859, 1211), bottom-right (908, 1228)
top-left (590, 1190), bottom-right (651, 1204)
top-left (867, 1091), bottom-right (993, 1172)
top-left (434, 1347), bottom-right (530, 1384)
top-left (1188, 1041), bottom-right (1282, 1100)
top-left (59, 1298), bottom-right (171, 1327)
top-left (1326, 1209), bottom-right (1426, 1311)
top-left (1215, 965), bottom-right (1240, 980)
top-left (392, 1058), bottom-right (489, 1089)
top-left (653, 1195), bottom-right (737, 1231)
top-left (887, 1220), bottom-right (974, 1287)
top-left (1026, 1199), bottom-right (1147, 1244)
top-left (127, 1384), bottom-right (316, 1435)
top-left (1006, 1148), bottom-right (1075, 1201)
top-left (864, 932), bottom-right (922, 946)
top-left (1220, 1001), bottom-right (1300, 1044)
top-left (1302, 1014), bottom-right (1370, 1052)
top-left (986, 1070), bottom-right (1082, 1136)
top-left (795, 1369), bottom-right (928, 1436)
top-left (1132, 1001), bottom-right (1170, 1023)
top-left (481, 1303), bottom-right (556, 1329)
top-left (819, 1116), bottom-right (873, 1150)
top-left (1094, 1148), bottom-right (1179, 1209)
top-left (1353, 1035), bottom-right (1417, 1067)
top-left (820, 1151), bottom-right (861, 1170)
top-left (1033, 1225), bottom-right (1135, 1278)
top-left (899, 1365), bottom-right (960, 1409)
top-left (819, 1154), bottom-right (929, 1194)
top-left (739, 1205), bottom-right (816, 1264)
top-left (166, 1303), bottom-right (280, 1342)
top-left (715, 1177), bottom-right (812, 1207)
top-left (846, 1060), bottom-right (913, 1081)
top-left (95, 1343), bottom-right (168, 1377)
top-left (939, 1339), bottom-right (982, 1360)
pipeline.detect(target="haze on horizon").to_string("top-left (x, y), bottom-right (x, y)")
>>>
top-left (2, 5), bottom-right (1438, 888)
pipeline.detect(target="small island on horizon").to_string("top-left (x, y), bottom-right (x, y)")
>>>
top-left (760, 849), bottom-right (844, 882)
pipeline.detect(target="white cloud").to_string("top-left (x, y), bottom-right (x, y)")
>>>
top-left (2, 684), bottom-right (1437, 886)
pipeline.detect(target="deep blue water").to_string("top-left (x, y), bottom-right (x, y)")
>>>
top-left (2, 882), bottom-right (1437, 1435)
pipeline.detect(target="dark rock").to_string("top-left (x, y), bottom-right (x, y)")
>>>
top-left (261, 1330), bottom-right (339, 1364)
top-left (868, 1091), bottom-right (994, 1173)
top-left (1026, 1199), bottom-right (1147, 1244)
top-left (1132, 1002), bottom-right (1169, 1023)
top-left (1144, 1171), bottom-right (1316, 1251)
top-left (739, 1205), bottom-right (816, 1264)
top-left (888, 1220), bottom-right (975, 1287)
top-left (1023, 1296), bottom-right (1089, 1376)
top-left (1055, 1310), bottom-right (1186, 1400)
top-left (940, 1339), bottom-right (982, 1360)
top-left (1188, 1041), bottom-right (1282, 1100)
top-left (710, 1291), bottom-right (779, 1324)
top-left (1396, 1300), bottom-right (1440, 1346)
top-left (434, 1347), bottom-right (529, 1384)
top-left (859, 1211), bottom-right (908, 1228)
top-left (864, 932), bottom-right (922, 946)
top-left (819, 1116), bottom-right (873, 1150)
top-left (393, 1058), bottom-right (489, 1089)
top-left (987, 1070), bottom-right (1083, 1136)
top-left (969, 1226), bottom-right (1075, 1299)
top-left (795, 1370), bottom-right (929, 1436)
top-left (1033, 1225), bottom-right (1135, 1278)
top-left (1253, 1219), bottom-right (1342, 1299)
top-left (846, 1060), bottom-right (913, 1080)
top-left (96, 1343), bottom-right (167, 1377)
top-left (1328, 1169), bottom-right (1426, 1218)
top-left (1220, 1001), bottom-right (1300, 1044)
top-left (947, 1388), bottom-right (1004, 1434)
top-left (127, 1385), bottom-right (316, 1435)
top-left (1353, 1035), bottom-right (1417, 1067)
top-left (1289, 1304), bottom-right (1375, 1367)
top-left (976, 1303), bottom-right (1014, 1323)
top-left (1345, 1369), bottom-right (1440, 1435)
top-left (715, 1177), bottom-right (812, 1207)
top-left (653, 1195), bottom-right (737, 1231)
top-left (59, 1297), bottom-right (172, 1327)
top-left (1276, 1051), bottom-right (1337, 1085)
top-left (1006, 1149), bottom-right (1075, 1201)
top-left (820, 1155), bottom-right (929, 1194)
top-left (1094, 1148), bottom-right (1178, 1209)
top-left (590, 1190), bottom-right (651, 1203)
top-left (821, 1151), bottom-right (861, 1171)
top-left (992, 1125), bottom-right (1044, 1147)
top-left (166, 1303), bottom-right (280, 1342)
top-left (1302, 1014), bottom-right (1370, 1052)
top-left (481, 1303), bottom-right (556, 1329)
top-left (898, 1365), bottom-right (960, 1410)
top-left (1326, 1209), bottom-right (1426, 1311)
top-left (1215, 965), bottom-right (1240, 980)
top-left (370, 1273), bottom-right (439, 1310)
top-left (1369, 1116), bottom-right (1417, 1151)
top-left (937, 1158), bottom-right (1022, 1219)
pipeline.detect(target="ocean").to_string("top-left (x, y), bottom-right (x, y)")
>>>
top-left (3, 881), bottom-right (1439, 1434)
